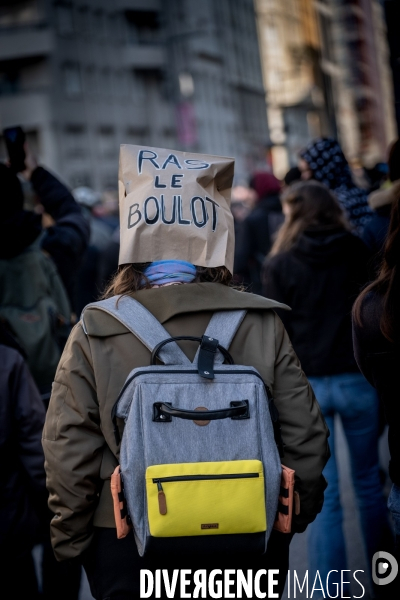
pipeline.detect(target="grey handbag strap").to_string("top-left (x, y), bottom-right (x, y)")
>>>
top-left (193, 309), bottom-right (247, 365)
top-left (81, 296), bottom-right (191, 366)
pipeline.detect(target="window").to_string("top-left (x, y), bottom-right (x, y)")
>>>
top-left (62, 63), bottom-right (82, 97)
top-left (130, 71), bottom-right (146, 103)
top-left (84, 66), bottom-right (97, 95)
top-left (55, 3), bottom-right (74, 36)
top-left (100, 68), bottom-right (111, 96)
top-left (0, 70), bottom-right (20, 95)
top-left (92, 9), bottom-right (106, 40)
top-left (125, 127), bottom-right (149, 146)
top-left (125, 10), bottom-right (161, 45)
top-left (98, 126), bottom-right (115, 158)
top-left (77, 5), bottom-right (90, 35)
top-left (63, 125), bottom-right (86, 158)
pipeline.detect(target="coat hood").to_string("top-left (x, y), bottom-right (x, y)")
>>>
top-left (291, 227), bottom-right (358, 267)
top-left (82, 282), bottom-right (290, 337)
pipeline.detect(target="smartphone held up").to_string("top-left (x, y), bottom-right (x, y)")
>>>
top-left (3, 126), bottom-right (26, 173)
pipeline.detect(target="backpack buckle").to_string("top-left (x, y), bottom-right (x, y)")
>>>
top-left (198, 335), bottom-right (219, 380)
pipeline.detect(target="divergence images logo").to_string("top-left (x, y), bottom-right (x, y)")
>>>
top-left (372, 551), bottom-right (398, 586)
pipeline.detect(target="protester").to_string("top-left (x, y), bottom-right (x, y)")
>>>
top-left (43, 145), bottom-right (329, 600)
top-left (0, 322), bottom-right (48, 599)
top-left (352, 190), bottom-right (400, 575)
top-left (0, 151), bottom-right (86, 595)
top-left (262, 180), bottom-right (390, 597)
top-left (19, 147), bottom-right (89, 310)
top-left (72, 186), bottom-right (114, 315)
top-left (299, 137), bottom-right (372, 235)
top-left (0, 162), bottom-right (72, 400)
top-left (234, 171), bottom-right (284, 294)
top-left (283, 166), bottom-right (302, 187)
top-left (362, 139), bottom-right (400, 263)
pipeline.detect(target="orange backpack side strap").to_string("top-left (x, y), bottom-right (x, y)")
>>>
top-left (110, 465), bottom-right (132, 539)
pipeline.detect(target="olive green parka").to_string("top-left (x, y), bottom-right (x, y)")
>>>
top-left (42, 282), bottom-right (330, 561)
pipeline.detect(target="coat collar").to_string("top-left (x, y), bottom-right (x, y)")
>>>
top-left (83, 283), bottom-right (289, 337)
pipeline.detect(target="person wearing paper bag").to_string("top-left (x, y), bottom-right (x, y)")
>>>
top-left (42, 144), bottom-right (329, 599)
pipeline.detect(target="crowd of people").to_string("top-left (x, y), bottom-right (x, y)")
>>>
top-left (0, 135), bottom-right (399, 599)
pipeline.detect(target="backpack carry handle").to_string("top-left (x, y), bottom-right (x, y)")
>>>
top-left (151, 335), bottom-right (234, 379)
top-left (153, 400), bottom-right (249, 422)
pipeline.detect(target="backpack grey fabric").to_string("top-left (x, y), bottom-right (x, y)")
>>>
top-left (82, 295), bottom-right (282, 556)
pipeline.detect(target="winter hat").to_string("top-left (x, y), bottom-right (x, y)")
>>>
top-left (249, 172), bottom-right (281, 199)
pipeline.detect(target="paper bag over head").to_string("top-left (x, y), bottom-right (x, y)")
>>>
top-left (118, 144), bottom-right (235, 274)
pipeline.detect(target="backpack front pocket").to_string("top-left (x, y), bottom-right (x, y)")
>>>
top-left (145, 460), bottom-right (266, 538)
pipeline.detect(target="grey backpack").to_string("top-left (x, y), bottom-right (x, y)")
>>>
top-left (82, 295), bottom-right (284, 557)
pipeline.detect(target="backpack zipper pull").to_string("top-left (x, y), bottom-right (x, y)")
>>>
top-left (155, 480), bottom-right (167, 515)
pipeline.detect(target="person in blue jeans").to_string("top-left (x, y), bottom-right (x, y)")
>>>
top-left (307, 374), bottom-right (388, 597)
top-left (263, 180), bottom-right (391, 597)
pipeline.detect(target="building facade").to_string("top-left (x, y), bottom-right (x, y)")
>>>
top-left (255, 0), bottom-right (397, 177)
top-left (255, 0), bottom-right (336, 178)
top-left (0, 0), bottom-right (269, 191)
top-left (315, 0), bottom-right (397, 167)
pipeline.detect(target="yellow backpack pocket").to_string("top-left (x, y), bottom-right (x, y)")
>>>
top-left (146, 460), bottom-right (266, 538)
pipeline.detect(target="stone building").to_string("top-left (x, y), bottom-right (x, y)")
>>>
top-left (255, 0), bottom-right (336, 177)
top-left (315, 0), bottom-right (397, 166)
top-left (0, 0), bottom-right (269, 190)
top-left (255, 0), bottom-right (397, 177)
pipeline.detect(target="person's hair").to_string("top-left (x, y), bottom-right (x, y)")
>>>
top-left (269, 180), bottom-right (349, 256)
top-left (353, 195), bottom-right (400, 342)
top-left (283, 166), bottom-right (301, 186)
top-left (102, 263), bottom-right (234, 299)
top-left (388, 138), bottom-right (400, 182)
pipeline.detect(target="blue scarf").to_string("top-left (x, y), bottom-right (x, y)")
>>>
top-left (143, 260), bottom-right (196, 286)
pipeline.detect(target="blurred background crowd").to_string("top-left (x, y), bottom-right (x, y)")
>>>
top-left (1, 1), bottom-right (400, 599)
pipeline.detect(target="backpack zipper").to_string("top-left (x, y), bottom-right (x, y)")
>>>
top-left (153, 472), bottom-right (260, 515)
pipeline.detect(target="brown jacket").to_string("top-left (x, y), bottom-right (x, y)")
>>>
top-left (42, 282), bottom-right (330, 561)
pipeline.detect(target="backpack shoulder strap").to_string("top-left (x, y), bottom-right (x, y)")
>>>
top-left (193, 309), bottom-right (247, 365)
top-left (81, 295), bottom-right (191, 366)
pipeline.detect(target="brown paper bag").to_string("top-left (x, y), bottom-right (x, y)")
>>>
top-left (118, 145), bottom-right (235, 273)
top-left (110, 465), bottom-right (132, 539)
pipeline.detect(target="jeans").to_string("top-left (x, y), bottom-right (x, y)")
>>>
top-left (307, 373), bottom-right (390, 597)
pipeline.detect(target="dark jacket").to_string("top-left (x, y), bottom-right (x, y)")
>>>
top-left (263, 227), bottom-right (370, 376)
top-left (0, 166), bottom-right (90, 311)
top-left (362, 181), bottom-right (400, 263)
top-left (234, 195), bottom-right (284, 294)
top-left (0, 342), bottom-right (48, 551)
top-left (43, 283), bottom-right (329, 560)
top-left (352, 291), bottom-right (400, 485)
